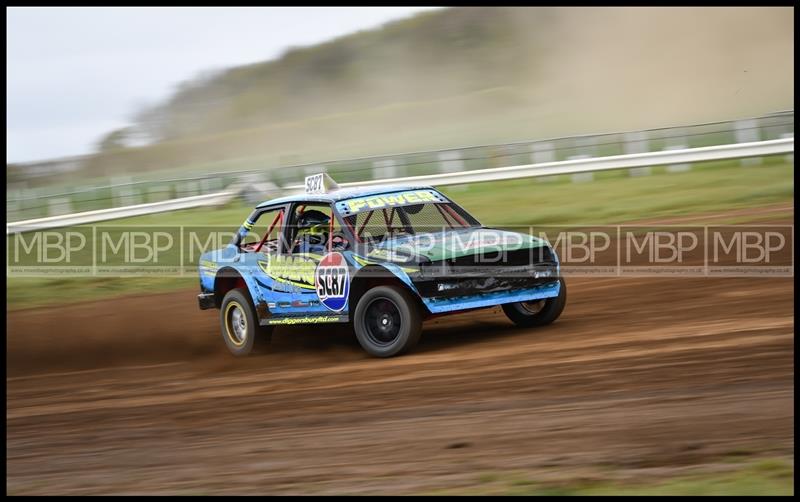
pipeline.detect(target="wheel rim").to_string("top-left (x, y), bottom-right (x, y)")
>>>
top-left (364, 298), bottom-right (402, 346)
top-left (225, 302), bottom-right (247, 346)
top-left (518, 299), bottom-right (546, 315)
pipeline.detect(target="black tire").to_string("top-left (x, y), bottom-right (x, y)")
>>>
top-left (219, 288), bottom-right (273, 356)
top-left (353, 285), bottom-right (422, 358)
top-left (502, 278), bottom-right (567, 328)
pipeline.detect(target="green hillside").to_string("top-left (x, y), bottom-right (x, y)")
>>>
top-left (11, 7), bottom-right (795, 183)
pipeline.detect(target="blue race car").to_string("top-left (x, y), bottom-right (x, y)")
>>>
top-left (198, 174), bottom-right (566, 358)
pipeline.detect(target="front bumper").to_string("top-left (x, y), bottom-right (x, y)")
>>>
top-left (198, 292), bottom-right (216, 310)
top-left (410, 249), bottom-right (561, 314)
top-left (413, 263), bottom-right (558, 299)
top-left (420, 279), bottom-right (561, 314)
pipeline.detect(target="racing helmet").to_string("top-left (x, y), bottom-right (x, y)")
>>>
top-left (295, 209), bottom-right (330, 247)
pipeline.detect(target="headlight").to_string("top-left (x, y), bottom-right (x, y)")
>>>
top-left (436, 282), bottom-right (459, 292)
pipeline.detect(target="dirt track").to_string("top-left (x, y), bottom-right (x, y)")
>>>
top-left (7, 269), bottom-right (794, 494)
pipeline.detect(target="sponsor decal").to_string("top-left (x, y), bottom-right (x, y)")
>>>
top-left (314, 252), bottom-right (350, 312)
top-left (258, 254), bottom-right (321, 289)
top-left (340, 190), bottom-right (440, 214)
top-left (291, 299), bottom-right (320, 308)
top-left (267, 315), bottom-right (345, 325)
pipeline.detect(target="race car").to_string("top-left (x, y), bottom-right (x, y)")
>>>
top-left (198, 173), bottom-right (566, 358)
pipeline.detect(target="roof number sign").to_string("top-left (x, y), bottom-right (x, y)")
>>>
top-left (305, 173), bottom-right (339, 195)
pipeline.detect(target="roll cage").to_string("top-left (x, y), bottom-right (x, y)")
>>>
top-left (232, 190), bottom-right (482, 255)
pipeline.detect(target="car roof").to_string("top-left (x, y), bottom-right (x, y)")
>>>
top-left (255, 185), bottom-right (439, 208)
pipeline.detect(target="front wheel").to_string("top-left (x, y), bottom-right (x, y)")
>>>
top-left (220, 289), bottom-right (273, 356)
top-left (502, 278), bottom-right (567, 328)
top-left (353, 285), bottom-right (422, 358)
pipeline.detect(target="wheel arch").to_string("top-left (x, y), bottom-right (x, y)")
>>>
top-left (214, 266), bottom-right (259, 309)
top-left (348, 264), bottom-right (428, 316)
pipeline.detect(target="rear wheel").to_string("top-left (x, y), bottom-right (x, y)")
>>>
top-left (502, 278), bottom-right (567, 328)
top-left (353, 285), bottom-right (422, 358)
top-left (220, 289), bottom-right (273, 356)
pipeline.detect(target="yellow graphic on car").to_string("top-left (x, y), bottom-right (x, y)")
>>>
top-left (343, 190), bottom-right (439, 214)
top-left (258, 253), bottom-right (322, 289)
top-left (267, 315), bottom-right (342, 325)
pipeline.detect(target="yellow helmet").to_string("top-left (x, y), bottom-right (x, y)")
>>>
top-left (296, 210), bottom-right (330, 246)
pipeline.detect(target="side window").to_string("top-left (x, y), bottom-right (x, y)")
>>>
top-left (240, 207), bottom-right (286, 254)
top-left (287, 203), bottom-right (349, 254)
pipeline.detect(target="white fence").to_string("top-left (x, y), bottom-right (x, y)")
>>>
top-left (8, 110), bottom-right (794, 222)
top-left (7, 190), bottom-right (240, 234)
top-left (6, 137), bottom-right (793, 234)
top-left (283, 137), bottom-right (793, 192)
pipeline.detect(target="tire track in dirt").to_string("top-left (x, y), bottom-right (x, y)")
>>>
top-left (7, 274), bottom-right (794, 494)
top-left (7, 317), bottom-right (792, 420)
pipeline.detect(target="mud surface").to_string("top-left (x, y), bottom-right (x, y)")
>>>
top-left (7, 269), bottom-right (794, 494)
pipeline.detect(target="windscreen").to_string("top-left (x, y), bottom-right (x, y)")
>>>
top-left (342, 201), bottom-right (480, 244)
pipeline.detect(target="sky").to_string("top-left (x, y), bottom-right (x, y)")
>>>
top-left (6, 6), bottom-right (442, 164)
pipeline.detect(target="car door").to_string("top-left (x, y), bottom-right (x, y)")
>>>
top-left (236, 204), bottom-right (297, 319)
top-left (285, 201), bottom-right (352, 320)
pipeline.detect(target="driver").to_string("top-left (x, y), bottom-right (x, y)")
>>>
top-left (293, 209), bottom-right (330, 253)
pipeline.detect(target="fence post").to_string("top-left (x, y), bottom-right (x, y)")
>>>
top-left (438, 151), bottom-right (467, 190)
top-left (438, 150), bottom-right (464, 173)
top-left (625, 131), bottom-right (651, 176)
top-left (531, 142), bottom-right (557, 182)
top-left (111, 177), bottom-right (141, 207)
top-left (48, 197), bottom-right (72, 216)
top-left (664, 144), bottom-right (691, 172)
top-left (735, 119), bottom-right (762, 166)
top-left (568, 155), bottom-right (593, 183)
top-left (373, 159), bottom-right (397, 180)
top-left (780, 133), bottom-right (794, 164)
top-left (531, 141), bottom-right (555, 164)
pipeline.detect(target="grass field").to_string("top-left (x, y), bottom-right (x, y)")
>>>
top-left (424, 457), bottom-right (793, 496)
top-left (6, 158), bottom-right (793, 310)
